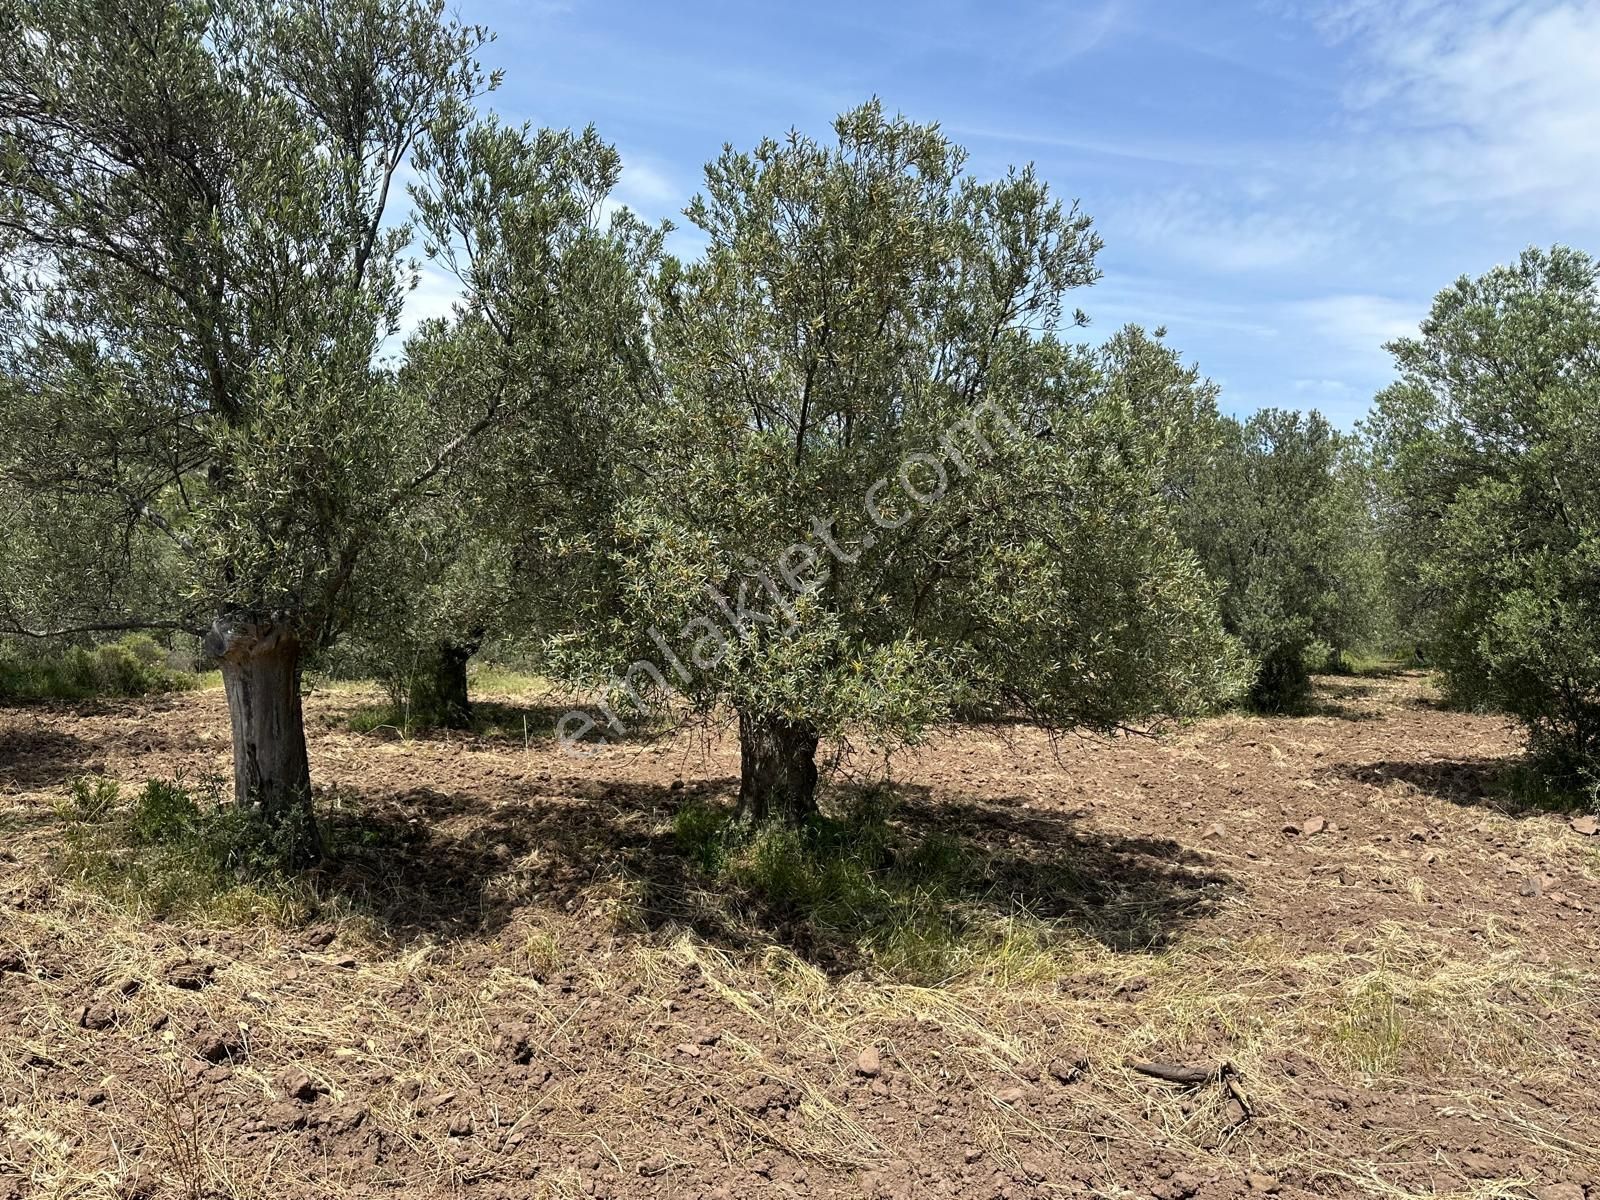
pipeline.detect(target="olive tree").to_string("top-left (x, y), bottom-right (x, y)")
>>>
top-left (1186, 408), bottom-right (1385, 711)
top-left (0, 0), bottom-right (623, 857)
top-left (1083, 329), bottom-right (1388, 712)
top-left (550, 104), bottom-right (1241, 823)
top-left (1368, 245), bottom-right (1600, 786)
top-left (353, 204), bottom-right (661, 730)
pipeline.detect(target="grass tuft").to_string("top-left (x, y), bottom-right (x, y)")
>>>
top-left (55, 774), bottom-right (327, 924)
top-left (669, 795), bottom-right (1067, 985)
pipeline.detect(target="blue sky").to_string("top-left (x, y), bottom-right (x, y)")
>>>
top-left (421, 0), bottom-right (1600, 426)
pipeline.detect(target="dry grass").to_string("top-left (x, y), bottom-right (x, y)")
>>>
top-left (2, 671), bottom-right (1598, 1198)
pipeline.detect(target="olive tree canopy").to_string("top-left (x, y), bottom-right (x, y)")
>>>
top-left (551, 104), bottom-right (1242, 821)
top-left (1369, 245), bottom-right (1600, 787)
top-left (0, 0), bottom-right (631, 857)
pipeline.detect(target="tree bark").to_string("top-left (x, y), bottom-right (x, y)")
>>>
top-left (416, 635), bottom-right (480, 729)
top-left (205, 614), bottom-right (321, 864)
top-left (736, 710), bottom-right (820, 824)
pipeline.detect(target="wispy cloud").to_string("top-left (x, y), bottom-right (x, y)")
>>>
top-left (1287, 293), bottom-right (1421, 353)
top-left (1113, 189), bottom-right (1346, 273)
top-left (1320, 0), bottom-right (1600, 224)
top-left (881, 0), bottom-right (1129, 77)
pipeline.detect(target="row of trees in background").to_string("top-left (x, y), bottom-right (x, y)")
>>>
top-left (0, 0), bottom-right (1594, 862)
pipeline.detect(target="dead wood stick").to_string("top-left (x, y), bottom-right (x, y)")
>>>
top-left (1126, 1059), bottom-right (1232, 1086)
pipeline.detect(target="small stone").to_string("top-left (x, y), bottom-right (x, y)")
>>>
top-left (276, 1070), bottom-right (319, 1103)
top-left (1048, 1054), bottom-right (1087, 1083)
top-left (327, 1104), bottom-right (367, 1134)
top-left (78, 1003), bottom-right (116, 1031)
top-left (855, 1047), bottom-right (881, 1077)
top-left (1246, 1174), bottom-right (1281, 1193)
top-left (447, 1112), bottom-right (472, 1137)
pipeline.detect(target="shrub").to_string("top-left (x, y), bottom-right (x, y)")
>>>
top-left (56, 775), bottom-right (321, 921)
top-left (1369, 246), bottom-right (1600, 789)
top-left (0, 635), bottom-right (197, 702)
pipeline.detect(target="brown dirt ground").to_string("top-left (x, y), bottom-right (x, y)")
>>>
top-left (1, 672), bottom-right (1598, 1200)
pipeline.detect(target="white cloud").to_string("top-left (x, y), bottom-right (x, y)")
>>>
top-left (1078, 273), bottom-right (1282, 339)
top-left (1115, 189), bottom-right (1344, 273)
top-left (1287, 293), bottom-right (1420, 353)
top-left (1322, 0), bottom-right (1600, 224)
top-left (616, 158), bottom-right (681, 214)
top-left (384, 262), bottom-right (463, 357)
top-left (1292, 377), bottom-right (1354, 396)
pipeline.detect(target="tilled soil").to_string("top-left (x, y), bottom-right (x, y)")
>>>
top-left (1, 672), bottom-right (1597, 1199)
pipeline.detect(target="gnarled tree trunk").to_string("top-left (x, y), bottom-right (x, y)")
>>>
top-left (205, 614), bottom-right (321, 864)
top-left (413, 633), bottom-right (481, 729)
top-left (736, 710), bottom-right (820, 824)
top-left (429, 636), bottom-right (478, 729)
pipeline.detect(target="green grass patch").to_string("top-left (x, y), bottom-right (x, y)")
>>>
top-left (670, 794), bottom-right (1070, 985)
top-left (55, 775), bottom-right (328, 924)
top-left (1328, 978), bottom-right (1408, 1075)
top-left (0, 635), bottom-right (201, 702)
top-left (1322, 649), bottom-right (1410, 678)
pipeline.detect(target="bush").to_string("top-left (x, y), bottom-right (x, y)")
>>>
top-left (56, 775), bottom-right (321, 921)
top-left (1369, 246), bottom-right (1600, 787)
top-left (0, 635), bottom-right (198, 702)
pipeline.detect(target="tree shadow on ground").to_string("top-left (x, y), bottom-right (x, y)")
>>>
top-left (1304, 700), bottom-right (1385, 722)
top-left (0, 721), bottom-right (92, 791)
top-left (319, 775), bottom-right (1233, 973)
top-left (1328, 756), bottom-right (1580, 817)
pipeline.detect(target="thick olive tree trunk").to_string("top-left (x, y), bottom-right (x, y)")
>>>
top-left (736, 710), bottom-right (820, 824)
top-left (415, 635), bottom-right (479, 729)
top-left (205, 615), bottom-right (321, 864)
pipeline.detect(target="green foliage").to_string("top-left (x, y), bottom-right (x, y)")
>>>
top-left (1087, 326), bottom-right (1389, 713)
top-left (0, 0), bottom-right (643, 843)
top-left (1187, 408), bottom-right (1390, 712)
top-left (1368, 246), bottom-right (1600, 785)
top-left (0, 0), bottom-right (503, 642)
top-left (0, 635), bottom-right (198, 701)
top-left (56, 775), bottom-right (324, 921)
top-left (553, 105), bottom-right (1241, 764)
